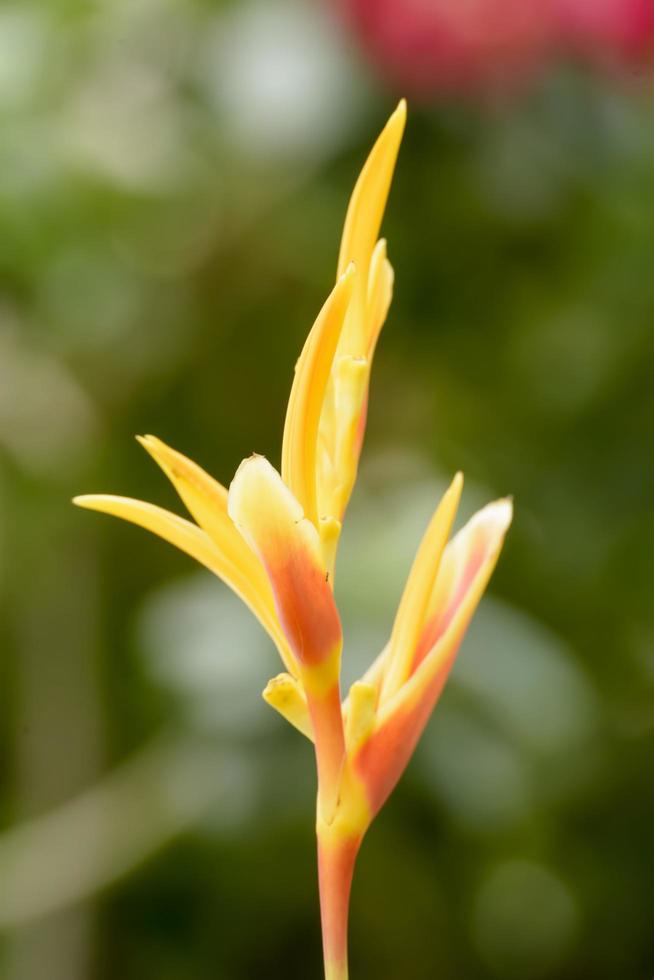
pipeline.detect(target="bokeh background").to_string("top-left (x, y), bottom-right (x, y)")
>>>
top-left (1, 1), bottom-right (654, 978)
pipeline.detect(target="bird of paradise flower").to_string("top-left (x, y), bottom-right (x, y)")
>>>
top-left (74, 101), bottom-right (512, 980)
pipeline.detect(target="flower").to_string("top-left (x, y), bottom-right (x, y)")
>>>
top-left (337, 0), bottom-right (654, 99)
top-left (554, 0), bottom-right (654, 65)
top-left (337, 0), bottom-right (555, 97)
top-left (74, 101), bottom-right (512, 980)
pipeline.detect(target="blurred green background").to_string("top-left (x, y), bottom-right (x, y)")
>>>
top-left (1, 1), bottom-right (654, 978)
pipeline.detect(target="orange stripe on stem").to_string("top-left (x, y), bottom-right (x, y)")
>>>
top-left (308, 680), bottom-right (347, 825)
top-left (318, 832), bottom-right (361, 980)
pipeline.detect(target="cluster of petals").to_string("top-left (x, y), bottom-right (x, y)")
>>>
top-left (337, 0), bottom-right (654, 97)
top-left (75, 101), bottom-right (510, 886)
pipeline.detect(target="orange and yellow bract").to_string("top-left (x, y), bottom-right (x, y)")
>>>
top-left (74, 101), bottom-right (512, 980)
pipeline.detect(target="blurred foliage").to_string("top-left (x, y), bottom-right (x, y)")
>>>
top-left (1, 2), bottom-right (654, 979)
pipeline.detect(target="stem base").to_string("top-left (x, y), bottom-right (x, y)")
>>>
top-left (318, 833), bottom-right (361, 980)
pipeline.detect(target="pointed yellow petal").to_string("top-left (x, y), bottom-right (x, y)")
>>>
top-left (137, 434), bottom-right (228, 520)
top-left (72, 493), bottom-right (295, 674)
top-left (333, 355), bottom-right (370, 515)
top-left (316, 247), bottom-right (392, 530)
top-left (137, 436), bottom-right (269, 592)
top-left (134, 434), bottom-right (296, 674)
top-left (382, 498), bottom-right (513, 725)
top-left (366, 239), bottom-right (394, 359)
top-left (317, 355), bottom-right (370, 528)
top-left (333, 356), bottom-right (369, 449)
top-left (380, 473), bottom-right (464, 704)
top-left (354, 498), bottom-right (512, 818)
top-left (73, 494), bottom-right (219, 567)
top-left (413, 498), bottom-right (513, 673)
top-left (340, 641), bottom-right (389, 726)
top-left (281, 266), bottom-right (355, 527)
top-left (337, 100), bottom-right (406, 357)
top-left (318, 515), bottom-right (342, 584)
top-left (313, 104), bottom-right (405, 552)
top-left (263, 672), bottom-right (313, 740)
top-left (228, 455), bottom-right (342, 672)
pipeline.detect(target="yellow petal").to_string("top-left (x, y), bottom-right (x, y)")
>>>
top-left (415, 498), bottom-right (512, 667)
top-left (316, 355), bottom-right (369, 529)
top-left (137, 436), bottom-right (267, 583)
top-left (354, 498), bottom-right (512, 817)
top-left (263, 672), bottom-right (313, 740)
top-left (366, 239), bottom-right (394, 359)
top-left (72, 493), bottom-right (295, 674)
top-left (228, 455), bottom-right (342, 674)
top-left (337, 99), bottom-right (406, 356)
top-left (340, 640), bottom-right (389, 726)
top-left (319, 514), bottom-right (342, 585)
top-left (315, 104), bottom-right (405, 546)
top-left (333, 356), bottom-right (369, 448)
top-left (380, 473), bottom-right (463, 704)
top-left (281, 266), bottom-right (355, 528)
top-left (135, 435), bottom-right (296, 672)
top-left (316, 248), bottom-right (391, 529)
top-left (383, 498), bottom-right (512, 723)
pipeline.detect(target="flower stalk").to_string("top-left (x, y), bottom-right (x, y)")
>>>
top-left (318, 830), bottom-right (361, 980)
top-left (74, 99), bottom-right (512, 978)
top-left (305, 671), bottom-right (346, 824)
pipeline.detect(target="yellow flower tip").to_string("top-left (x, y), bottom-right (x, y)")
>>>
top-left (136, 433), bottom-right (178, 474)
top-left (227, 455), bottom-right (318, 575)
top-left (263, 672), bottom-right (313, 740)
top-left (394, 97), bottom-right (407, 127)
top-left (71, 493), bottom-right (111, 510)
top-left (443, 471), bottom-right (464, 515)
top-left (136, 433), bottom-right (169, 462)
top-left (341, 261), bottom-right (357, 282)
top-left (229, 452), bottom-right (303, 525)
top-left (319, 515), bottom-right (342, 582)
top-left (451, 469), bottom-right (464, 497)
top-left (382, 98), bottom-right (407, 155)
top-left (135, 432), bottom-right (161, 451)
top-left (380, 468), bottom-right (466, 703)
top-left (336, 100), bottom-right (407, 285)
top-left (482, 496), bottom-right (514, 538)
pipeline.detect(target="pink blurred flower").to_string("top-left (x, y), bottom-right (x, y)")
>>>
top-left (554, 0), bottom-right (654, 64)
top-left (338, 0), bottom-right (654, 97)
top-left (340, 0), bottom-right (555, 96)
